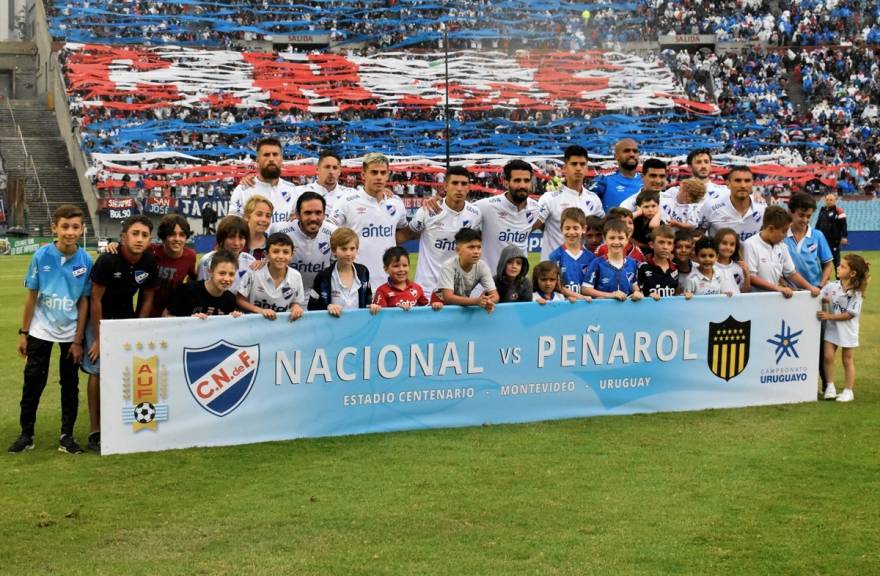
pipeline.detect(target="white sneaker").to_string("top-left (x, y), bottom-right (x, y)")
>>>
top-left (823, 384), bottom-right (837, 400)
top-left (836, 389), bottom-right (854, 403)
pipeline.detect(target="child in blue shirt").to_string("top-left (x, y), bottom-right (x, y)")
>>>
top-left (549, 207), bottom-right (595, 297)
top-left (584, 219), bottom-right (643, 301)
top-left (9, 205), bottom-right (93, 454)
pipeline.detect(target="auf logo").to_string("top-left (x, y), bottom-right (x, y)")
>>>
top-left (766, 320), bottom-right (802, 364)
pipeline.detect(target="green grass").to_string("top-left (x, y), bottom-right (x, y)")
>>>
top-left (1, 253), bottom-right (878, 575)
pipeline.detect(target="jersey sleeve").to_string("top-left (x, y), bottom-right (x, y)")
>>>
top-left (327, 202), bottom-right (347, 226)
top-left (24, 252), bottom-right (41, 290)
top-left (372, 284), bottom-right (390, 307)
top-left (228, 186), bottom-right (247, 216)
top-left (196, 253), bottom-right (212, 281)
top-left (536, 193), bottom-right (551, 223)
top-left (415, 285), bottom-right (429, 306)
top-left (684, 273), bottom-right (697, 294)
top-left (780, 243), bottom-right (796, 277)
top-left (236, 269), bottom-right (254, 298)
top-left (743, 240), bottom-right (759, 275)
top-left (846, 291), bottom-right (862, 317)
top-left (584, 259), bottom-right (600, 288)
top-left (436, 260), bottom-right (456, 291)
top-left (815, 230), bottom-right (833, 264)
top-left (90, 253), bottom-right (115, 286)
top-left (394, 199), bottom-right (408, 229)
top-left (409, 207), bottom-right (428, 233)
top-left (291, 270), bottom-right (305, 306)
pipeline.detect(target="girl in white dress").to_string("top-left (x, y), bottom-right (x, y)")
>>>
top-left (817, 254), bottom-right (870, 402)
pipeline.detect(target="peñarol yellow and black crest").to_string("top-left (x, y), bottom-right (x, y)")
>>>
top-left (707, 315), bottom-right (751, 381)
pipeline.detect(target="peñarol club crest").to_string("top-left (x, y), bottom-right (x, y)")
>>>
top-left (184, 340), bottom-right (259, 417)
top-left (707, 315), bottom-right (751, 381)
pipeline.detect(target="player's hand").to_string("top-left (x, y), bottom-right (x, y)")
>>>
top-left (17, 334), bottom-right (28, 358)
top-left (808, 286), bottom-right (821, 298)
top-left (328, 304), bottom-right (343, 317)
top-left (230, 311), bottom-right (242, 318)
top-left (535, 296), bottom-right (547, 305)
top-left (423, 195), bottom-right (442, 215)
top-left (193, 313), bottom-right (208, 320)
top-left (683, 291), bottom-right (694, 300)
top-left (369, 303), bottom-right (380, 315)
top-left (250, 259), bottom-right (265, 270)
top-left (482, 300), bottom-right (496, 314)
top-left (566, 295), bottom-right (578, 303)
top-left (289, 304), bottom-right (304, 321)
top-left (240, 173), bottom-right (257, 188)
top-left (431, 301), bottom-right (443, 311)
top-left (88, 340), bottom-right (100, 361)
top-left (652, 292), bottom-right (661, 301)
top-left (779, 286), bottom-right (794, 298)
top-left (398, 302), bottom-right (413, 311)
top-left (841, 238), bottom-right (848, 245)
top-left (817, 311), bottom-right (831, 321)
top-left (260, 309), bottom-right (277, 320)
top-left (68, 342), bottom-right (83, 364)
top-left (613, 290), bottom-right (627, 301)
top-left (725, 291), bottom-right (733, 297)
top-left (630, 291), bottom-right (643, 302)
top-left (104, 241), bottom-right (119, 254)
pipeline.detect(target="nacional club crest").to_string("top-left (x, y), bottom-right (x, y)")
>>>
top-left (707, 315), bottom-right (751, 381)
top-left (121, 354), bottom-right (169, 431)
top-left (184, 340), bottom-right (260, 417)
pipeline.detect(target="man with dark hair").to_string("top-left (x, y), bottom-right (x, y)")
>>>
top-left (294, 150), bottom-right (358, 214)
top-left (229, 137), bottom-right (298, 224)
top-left (399, 166), bottom-right (482, 298)
top-left (474, 159), bottom-right (541, 271)
top-left (270, 191), bottom-right (336, 303)
top-left (536, 145), bottom-right (604, 259)
top-left (589, 138), bottom-right (643, 210)
top-left (699, 165), bottom-right (765, 241)
top-left (83, 215), bottom-right (159, 453)
top-left (663, 148), bottom-right (729, 205)
top-left (620, 157), bottom-right (668, 211)
top-left (814, 192), bottom-right (848, 275)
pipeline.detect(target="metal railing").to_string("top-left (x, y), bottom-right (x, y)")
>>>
top-left (6, 97), bottom-right (53, 231)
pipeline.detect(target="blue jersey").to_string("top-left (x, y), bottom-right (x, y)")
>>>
top-left (584, 256), bottom-right (640, 295)
top-left (549, 246), bottom-right (594, 293)
top-left (589, 172), bottom-right (643, 211)
top-left (784, 227), bottom-right (832, 287)
top-left (24, 243), bottom-right (93, 342)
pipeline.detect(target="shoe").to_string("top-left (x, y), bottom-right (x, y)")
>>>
top-left (8, 434), bottom-right (34, 453)
top-left (823, 384), bottom-right (838, 400)
top-left (836, 389), bottom-right (854, 403)
top-left (58, 434), bottom-right (84, 454)
top-left (87, 431), bottom-right (101, 454)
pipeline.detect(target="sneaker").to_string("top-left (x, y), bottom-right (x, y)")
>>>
top-left (58, 434), bottom-right (84, 454)
top-left (836, 389), bottom-right (854, 403)
top-left (87, 431), bottom-right (101, 454)
top-left (823, 384), bottom-right (838, 400)
top-left (8, 434), bottom-right (34, 453)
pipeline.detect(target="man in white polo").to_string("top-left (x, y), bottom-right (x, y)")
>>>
top-left (700, 165), bottom-right (766, 241)
top-left (229, 137), bottom-right (299, 224)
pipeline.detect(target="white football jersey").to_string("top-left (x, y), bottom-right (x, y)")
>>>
top-left (410, 200), bottom-right (482, 296)
top-left (237, 264), bottom-right (305, 312)
top-left (295, 181), bottom-right (358, 215)
top-left (700, 191), bottom-right (766, 242)
top-left (229, 178), bottom-right (299, 223)
top-left (197, 250), bottom-right (256, 293)
top-left (474, 194), bottom-right (540, 271)
top-left (537, 184), bottom-right (604, 259)
top-left (269, 219), bottom-right (337, 296)
top-left (327, 188), bottom-right (407, 285)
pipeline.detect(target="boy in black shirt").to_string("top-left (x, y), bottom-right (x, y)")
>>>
top-left (638, 225), bottom-right (680, 299)
top-left (166, 250), bottom-right (241, 318)
top-left (83, 215), bottom-right (158, 453)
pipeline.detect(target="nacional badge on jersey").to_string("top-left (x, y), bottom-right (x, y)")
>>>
top-left (184, 340), bottom-right (260, 416)
top-left (707, 316), bottom-right (751, 381)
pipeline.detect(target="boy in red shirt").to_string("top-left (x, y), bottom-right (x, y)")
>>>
top-left (373, 247), bottom-right (442, 311)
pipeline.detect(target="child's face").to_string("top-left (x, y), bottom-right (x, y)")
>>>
top-left (334, 240), bottom-right (359, 266)
top-left (248, 202), bottom-right (272, 233)
top-left (223, 233), bottom-right (246, 256)
top-left (52, 216), bottom-right (84, 251)
top-left (638, 200), bottom-right (659, 219)
top-left (584, 227), bottom-right (603, 251)
top-left (717, 234), bottom-right (737, 260)
top-left (537, 274), bottom-right (557, 295)
top-left (675, 239), bottom-right (694, 262)
top-left (209, 262), bottom-right (237, 292)
top-left (838, 259), bottom-right (853, 280)
top-left (791, 208), bottom-right (813, 229)
top-left (385, 255), bottom-right (410, 284)
top-left (763, 224), bottom-right (788, 245)
top-left (562, 220), bottom-right (585, 247)
top-left (267, 243), bottom-right (293, 270)
top-left (651, 235), bottom-right (674, 260)
top-left (163, 224), bottom-right (188, 256)
top-left (456, 240), bottom-right (482, 266)
top-left (604, 229), bottom-right (628, 254)
top-left (121, 222), bottom-right (151, 256)
top-left (697, 247), bottom-right (717, 269)
top-left (505, 258), bottom-right (523, 279)
top-left (622, 216), bottom-right (634, 237)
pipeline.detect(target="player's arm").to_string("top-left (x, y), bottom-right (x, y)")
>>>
top-left (785, 271), bottom-right (821, 296)
top-left (89, 283), bottom-right (106, 360)
top-left (69, 296), bottom-right (89, 363)
top-left (440, 289), bottom-right (480, 307)
top-left (138, 288), bottom-right (155, 318)
top-left (17, 289), bottom-right (38, 357)
top-left (749, 274), bottom-right (792, 296)
top-left (396, 227), bottom-right (418, 242)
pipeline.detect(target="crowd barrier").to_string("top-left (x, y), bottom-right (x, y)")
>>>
top-left (101, 292), bottom-right (820, 455)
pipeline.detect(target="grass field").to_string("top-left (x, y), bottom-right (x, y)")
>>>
top-left (1, 252), bottom-right (878, 575)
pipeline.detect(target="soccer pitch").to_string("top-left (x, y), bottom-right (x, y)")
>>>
top-left (1, 253), bottom-right (878, 575)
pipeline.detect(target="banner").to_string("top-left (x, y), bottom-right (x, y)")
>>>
top-left (175, 197), bottom-right (229, 219)
top-left (143, 197), bottom-right (177, 215)
top-left (97, 197), bottom-right (140, 219)
top-left (100, 293), bottom-right (820, 455)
